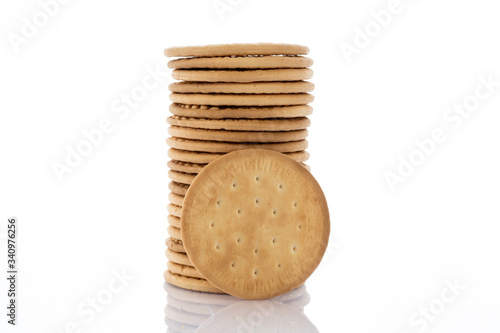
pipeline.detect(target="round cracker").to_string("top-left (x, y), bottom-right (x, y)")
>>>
top-left (164, 270), bottom-right (224, 294)
top-left (181, 149), bottom-right (330, 299)
top-left (168, 225), bottom-right (182, 240)
top-left (167, 137), bottom-right (308, 154)
top-left (167, 215), bottom-right (181, 228)
top-left (169, 181), bottom-right (189, 196)
top-left (168, 261), bottom-right (204, 279)
top-left (169, 81), bottom-right (314, 94)
top-left (172, 69), bottom-right (313, 83)
top-left (166, 248), bottom-right (193, 267)
top-left (167, 116), bottom-right (310, 132)
top-left (164, 43), bottom-right (309, 58)
top-left (167, 204), bottom-right (182, 218)
top-left (168, 126), bottom-right (308, 143)
top-left (168, 148), bottom-right (310, 164)
top-left (168, 55), bottom-right (313, 69)
top-left (166, 237), bottom-right (186, 253)
top-left (168, 170), bottom-right (196, 185)
top-left (170, 93), bottom-right (313, 107)
top-left (168, 192), bottom-right (185, 206)
top-left (169, 104), bottom-right (313, 119)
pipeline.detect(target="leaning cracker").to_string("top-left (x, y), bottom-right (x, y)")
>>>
top-left (172, 69), bottom-right (312, 83)
top-left (166, 237), bottom-right (186, 253)
top-left (168, 148), bottom-right (310, 164)
top-left (164, 270), bottom-right (224, 294)
top-left (168, 56), bottom-right (313, 69)
top-left (168, 192), bottom-right (185, 206)
top-left (168, 225), bottom-right (182, 240)
top-left (164, 43), bottom-right (309, 57)
top-left (167, 137), bottom-right (308, 154)
top-left (168, 170), bottom-right (196, 185)
top-left (181, 149), bottom-right (330, 299)
top-left (167, 116), bottom-right (311, 132)
top-left (169, 81), bottom-right (314, 94)
top-left (169, 104), bottom-right (313, 119)
top-left (169, 181), bottom-right (189, 196)
top-left (168, 126), bottom-right (308, 143)
top-left (165, 249), bottom-right (193, 267)
top-left (167, 261), bottom-right (204, 279)
top-left (167, 204), bottom-right (182, 218)
top-left (168, 160), bottom-right (205, 174)
top-left (167, 215), bottom-right (181, 228)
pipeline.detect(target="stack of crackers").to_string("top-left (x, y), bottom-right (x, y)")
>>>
top-left (163, 44), bottom-right (329, 299)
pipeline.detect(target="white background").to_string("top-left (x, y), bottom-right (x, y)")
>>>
top-left (1, 0), bottom-right (500, 332)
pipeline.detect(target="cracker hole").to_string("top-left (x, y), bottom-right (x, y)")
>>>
top-left (272, 209), bottom-right (277, 216)
top-left (255, 198), bottom-right (259, 205)
top-left (255, 176), bottom-right (260, 182)
top-left (210, 222), bottom-right (215, 228)
top-left (292, 246), bottom-right (297, 252)
top-left (236, 237), bottom-right (241, 244)
top-left (254, 270), bottom-right (258, 276)
top-left (277, 263), bottom-right (281, 268)
top-left (298, 224), bottom-right (303, 230)
top-left (216, 200), bottom-right (221, 206)
top-left (237, 209), bottom-right (241, 215)
top-left (231, 262), bottom-right (235, 268)
top-left (216, 244), bottom-right (220, 250)
top-left (254, 248), bottom-right (258, 254)
top-left (232, 182), bottom-right (237, 189)
top-left (279, 184), bottom-right (283, 189)
top-left (293, 202), bottom-right (298, 208)
top-left (272, 238), bottom-right (277, 244)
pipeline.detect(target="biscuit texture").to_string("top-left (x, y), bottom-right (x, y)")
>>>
top-left (167, 137), bottom-right (308, 153)
top-left (168, 126), bottom-right (308, 143)
top-left (168, 148), bottom-right (310, 164)
top-left (164, 43), bottom-right (309, 57)
top-left (166, 237), bottom-right (186, 253)
top-left (167, 116), bottom-right (311, 132)
top-left (169, 93), bottom-right (314, 106)
top-left (181, 149), bottom-right (330, 299)
top-left (168, 55), bottom-right (313, 69)
top-left (169, 81), bottom-right (314, 94)
top-left (169, 104), bottom-right (313, 119)
top-left (172, 69), bottom-right (313, 83)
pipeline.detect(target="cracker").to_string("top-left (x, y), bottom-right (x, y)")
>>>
top-left (168, 261), bottom-right (204, 279)
top-left (168, 225), bottom-right (182, 240)
top-left (166, 248), bottom-right (193, 267)
top-left (168, 170), bottom-right (196, 185)
top-left (168, 160), bottom-right (205, 174)
top-left (166, 237), bottom-right (186, 253)
top-left (168, 55), bottom-right (313, 69)
top-left (164, 270), bottom-right (224, 294)
top-left (168, 126), bottom-right (308, 143)
top-left (172, 69), bottom-right (313, 83)
top-left (169, 181), bottom-right (189, 196)
top-left (168, 148), bottom-right (310, 164)
top-left (181, 149), bottom-right (330, 299)
top-left (167, 215), bottom-right (181, 228)
top-left (168, 192), bottom-right (185, 206)
top-left (167, 204), bottom-right (182, 218)
top-left (170, 93), bottom-right (314, 107)
top-left (167, 137), bottom-right (308, 154)
top-left (167, 116), bottom-right (311, 132)
top-left (169, 81), bottom-right (314, 94)
top-left (164, 43), bottom-right (309, 57)
top-left (170, 104), bottom-right (313, 119)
